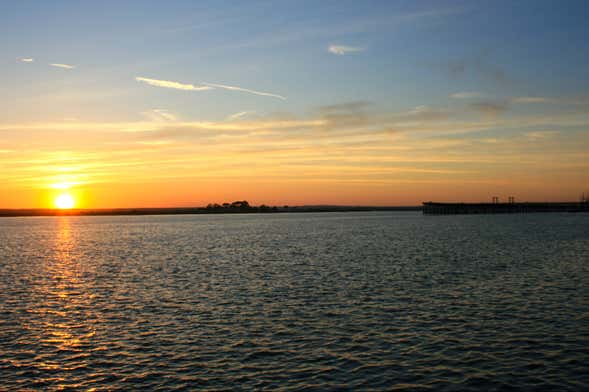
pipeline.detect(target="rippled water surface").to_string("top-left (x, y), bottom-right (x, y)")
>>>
top-left (1, 212), bottom-right (588, 390)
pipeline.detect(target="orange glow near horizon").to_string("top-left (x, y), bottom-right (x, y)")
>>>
top-left (1, 114), bottom-right (588, 209)
top-left (0, 173), bottom-right (587, 209)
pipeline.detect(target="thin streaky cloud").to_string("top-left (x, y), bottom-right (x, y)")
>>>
top-left (512, 97), bottom-right (553, 103)
top-left (449, 91), bottom-right (482, 99)
top-left (135, 76), bottom-right (212, 91)
top-left (50, 63), bottom-right (76, 69)
top-left (470, 101), bottom-right (509, 117)
top-left (512, 96), bottom-right (589, 105)
top-left (225, 7), bottom-right (464, 52)
top-left (526, 131), bottom-right (560, 140)
top-left (18, 58), bottom-right (34, 63)
top-left (328, 45), bottom-right (364, 55)
top-left (203, 82), bottom-right (286, 100)
top-left (142, 109), bottom-right (177, 122)
top-left (228, 111), bottom-right (256, 120)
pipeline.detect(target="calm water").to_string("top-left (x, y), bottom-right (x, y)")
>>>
top-left (1, 211), bottom-right (588, 391)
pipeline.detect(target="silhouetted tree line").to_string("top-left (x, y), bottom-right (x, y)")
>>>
top-left (205, 200), bottom-right (278, 212)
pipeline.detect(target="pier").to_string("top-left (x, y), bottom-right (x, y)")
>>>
top-left (423, 202), bottom-right (589, 215)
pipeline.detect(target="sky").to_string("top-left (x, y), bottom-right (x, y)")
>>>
top-left (1, 0), bottom-right (589, 208)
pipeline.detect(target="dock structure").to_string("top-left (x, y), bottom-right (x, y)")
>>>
top-left (422, 202), bottom-right (589, 215)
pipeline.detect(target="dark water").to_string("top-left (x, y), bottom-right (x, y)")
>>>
top-left (1, 212), bottom-right (588, 391)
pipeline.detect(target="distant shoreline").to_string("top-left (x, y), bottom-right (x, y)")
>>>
top-left (0, 206), bottom-right (421, 218)
top-left (5, 201), bottom-right (588, 218)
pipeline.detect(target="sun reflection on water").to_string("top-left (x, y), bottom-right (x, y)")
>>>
top-left (30, 217), bottom-right (97, 388)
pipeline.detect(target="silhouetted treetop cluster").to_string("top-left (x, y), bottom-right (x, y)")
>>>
top-left (205, 200), bottom-right (278, 212)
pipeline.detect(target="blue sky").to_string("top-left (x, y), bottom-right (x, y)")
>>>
top-left (3, 0), bottom-right (587, 121)
top-left (1, 0), bottom-right (589, 207)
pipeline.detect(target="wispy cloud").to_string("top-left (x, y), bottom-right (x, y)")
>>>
top-left (526, 131), bottom-right (560, 140)
top-left (403, 105), bottom-right (451, 121)
top-left (470, 101), bottom-right (510, 117)
top-left (441, 50), bottom-right (509, 84)
top-left (203, 82), bottom-right (286, 100)
top-left (524, 131), bottom-right (560, 142)
top-left (512, 96), bottom-right (589, 105)
top-left (228, 111), bottom-right (256, 120)
top-left (218, 6), bottom-right (464, 54)
top-left (136, 76), bottom-right (212, 91)
top-left (18, 58), bottom-right (34, 63)
top-left (328, 45), bottom-right (364, 55)
top-left (449, 91), bottom-right (482, 99)
top-left (512, 97), bottom-right (554, 104)
top-left (50, 63), bottom-right (76, 69)
top-left (142, 109), bottom-right (177, 122)
top-left (135, 76), bottom-right (284, 99)
top-left (316, 101), bottom-right (372, 130)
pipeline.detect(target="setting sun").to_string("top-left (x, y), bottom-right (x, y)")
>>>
top-left (55, 193), bottom-right (75, 209)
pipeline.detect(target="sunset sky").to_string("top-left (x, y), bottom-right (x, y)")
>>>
top-left (1, 0), bottom-right (589, 208)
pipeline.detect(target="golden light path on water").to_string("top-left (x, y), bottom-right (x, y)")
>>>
top-left (27, 218), bottom-right (97, 388)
